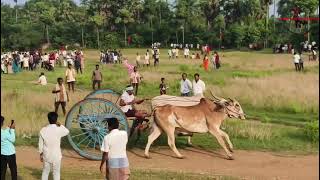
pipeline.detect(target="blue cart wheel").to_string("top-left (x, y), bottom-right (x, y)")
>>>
top-left (65, 98), bottom-right (128, 160)
top-left (85, 89), bottom-right (121, 105)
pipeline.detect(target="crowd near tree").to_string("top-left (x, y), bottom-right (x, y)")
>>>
top-left (1, 48), bottom-right (84, 74)
top-left (1, 0), bottom-right (319, 51)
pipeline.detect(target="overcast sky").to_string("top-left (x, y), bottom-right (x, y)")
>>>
top-left (1, 0), bottom-right (279, 17)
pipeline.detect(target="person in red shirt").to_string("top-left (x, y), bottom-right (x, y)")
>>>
top-left (291, 6), bottom-right (302, 28)
top-left (214, 51), bottom-right (220, 69)
top-left (203, 54), bottom-right (209, 71)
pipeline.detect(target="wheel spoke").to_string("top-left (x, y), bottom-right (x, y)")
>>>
top-left (85, 137), bottom-right (92, 148)
top-left (71, 131), bottom-right (90, 138)
top-left (66, 98), bottom-right (127, 160)
top-left (97, 133), bottom-right (102, 147)
top-left (92, 133), bottom-right (97, 150)
top-left (76, 135), bottom-right (90, 146)
top-left (78, 120), bottom-right (93, 128)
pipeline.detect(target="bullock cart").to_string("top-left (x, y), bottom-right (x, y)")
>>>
top-left (65, 89), bottom-right (129, 160)
top-left (65, 88), bottom-right (202, 160)
top-left (65, 89), bottom-right (234, 160)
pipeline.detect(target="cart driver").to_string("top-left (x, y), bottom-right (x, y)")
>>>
top-left (119, 85), bottom-right (150, 137)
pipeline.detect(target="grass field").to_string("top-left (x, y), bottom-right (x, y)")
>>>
top-left (6, 166), bottom-right (238, 180)
top-left (1, 48), bottom-right (319, 179)
top-left (1, 49), bottom-right (319, 152)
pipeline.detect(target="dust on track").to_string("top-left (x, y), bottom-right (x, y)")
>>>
top-left (16, 146), bottom-right (318, 180)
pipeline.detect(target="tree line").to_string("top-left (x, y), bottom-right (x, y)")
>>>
top-left (1, 0), bottom-right (319, 51)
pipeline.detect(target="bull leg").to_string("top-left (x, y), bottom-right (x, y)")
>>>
top-left (167, 128), bottom-right (184, 159)
top-left (176, 131), bottom-right (193, 146)
top-left (144, 123), bottom-right (162, 158)
top-left (187, 136), bottom-right (192, 146)
top-left (219, 129), bottom-right (233, 152)
top-left (209, 129), bottom-right (233, 160)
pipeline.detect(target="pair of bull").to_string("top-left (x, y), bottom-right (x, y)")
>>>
top-left (144, 93), bottom-right (245, 160)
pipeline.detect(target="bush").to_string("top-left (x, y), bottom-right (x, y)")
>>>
top-left (179, 64), bottom-right (190, 73)
top-left (130, 34), bottom-right (144, 47)
top-left (101, 33), bottom-right (121, 49)
top-left (304, 121), bottom-right (319, 143)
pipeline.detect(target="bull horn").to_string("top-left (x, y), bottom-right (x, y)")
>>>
top-left (227, 98), bottom-right (233, 102)
top-left (210, 90), bottom-right (222, 101)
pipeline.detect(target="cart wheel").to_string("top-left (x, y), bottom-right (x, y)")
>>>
top-left (85, 89), bottom-right (121, 105)
top-left (65, 98), bottom-right (128, 160)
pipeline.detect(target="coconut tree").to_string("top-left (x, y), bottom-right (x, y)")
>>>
top-left (89, 14), bottom-right (104, 48)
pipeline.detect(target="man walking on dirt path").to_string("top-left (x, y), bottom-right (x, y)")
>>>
top-left (39, 112), bottom-right (69, 180)
top-left (1, 116), bottom-right (18, 180)
top-left (52, 78), bottom-right (69, 116)
top-left (92, 64), bottom-right (103, 90)
top-left (100, 117), bottom-right (130, 180)
top-left (65, 64), bottom-right (76, 92)
top-left (130, 66), bottom-right (141, 95)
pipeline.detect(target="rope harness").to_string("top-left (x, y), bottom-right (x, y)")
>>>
top-left (145, 96), bottom-right (245, 118)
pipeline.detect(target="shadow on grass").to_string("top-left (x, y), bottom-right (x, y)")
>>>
top-left (24, 167), bottom-right (42, 179)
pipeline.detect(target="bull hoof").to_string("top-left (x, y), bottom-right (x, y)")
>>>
top-left (227, 156), bottom-right (234, 160)
top-left (177, 156), bottom-right (185, 159)
top-left (144, 154), bottom-right (151, 159)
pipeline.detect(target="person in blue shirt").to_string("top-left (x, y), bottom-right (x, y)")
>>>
top-left (1, 116), bottom-right (17, 180)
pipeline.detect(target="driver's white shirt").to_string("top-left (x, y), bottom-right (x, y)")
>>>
top-left (120, 91), bottom-right (134, 113)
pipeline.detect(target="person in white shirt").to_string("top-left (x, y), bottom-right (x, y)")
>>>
top-left (39, 112), bottom-right (69, 180)
top-left (119, 86), bottom-right (150, 138)
top-left (293, 52), bottom-right (300, 71)
top-left (144, 50), bottom-right (150, 67)
top-left (308, 44), bottom-right (312, 52)
top-left (100, 118), bottom-right (130, 180)
top-left (113, 53), bottom-right (118, 64)
top-left (135, 52), bottom-right (141, 67)
top-left (65, 64), bottom-right (76, 92)
top-left (191, 53), bottom-right (195, 59)
top-left (168, 49), bottom-right (172, 60)
top-left (130, 66), bottom-right (141, 95)
top-left (180, 73), bottom-right (192, 96)
top-left (38, 72), bottom-right (47, 85)
top-left (62, 50), bottom-right (67, 67)
top-left (185, 48), bottom-right (190, 59)
top-left (312, 49), bottom-right (317, 60)
top-left (19, 53), bottom-right (24, 69)
top-left (192, 73), bottom-right (206, 97)
top-left (298, 52), bottom-right (303, 71)
top-left (23, 55), bottom-right (29, 70)
top-left (171, 48), bottom-right (176, 59)
top-left (41, 53), bottom-right (49, 69)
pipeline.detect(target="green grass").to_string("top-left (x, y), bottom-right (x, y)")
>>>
top-left (1, 49), bottom-right (319, 154)
top-left (244, 106), bottom-right (319, 127)
top-left (125, 119), bottom-right (318, 154)
top-left (15, 119), bottom-right (318, 154)
top-left (6, 166), bottom-right (238, 180)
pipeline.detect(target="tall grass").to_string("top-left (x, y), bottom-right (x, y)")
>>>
top-left (1, 49), bottom-right (318, 153)
top-left (1, 85), bottom-right (89, 135)
top-left (210, 72), bottom-right (319, 114)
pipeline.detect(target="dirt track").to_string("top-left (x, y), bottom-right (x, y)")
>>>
top-left (16, 146), bottom-right (318, 180)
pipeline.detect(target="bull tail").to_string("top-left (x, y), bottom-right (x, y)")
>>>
top-left (148, 107), bottom-right (163, 131)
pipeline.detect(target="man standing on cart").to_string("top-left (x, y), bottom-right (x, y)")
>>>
top-left (119, 85), bottom-right (150, 138)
